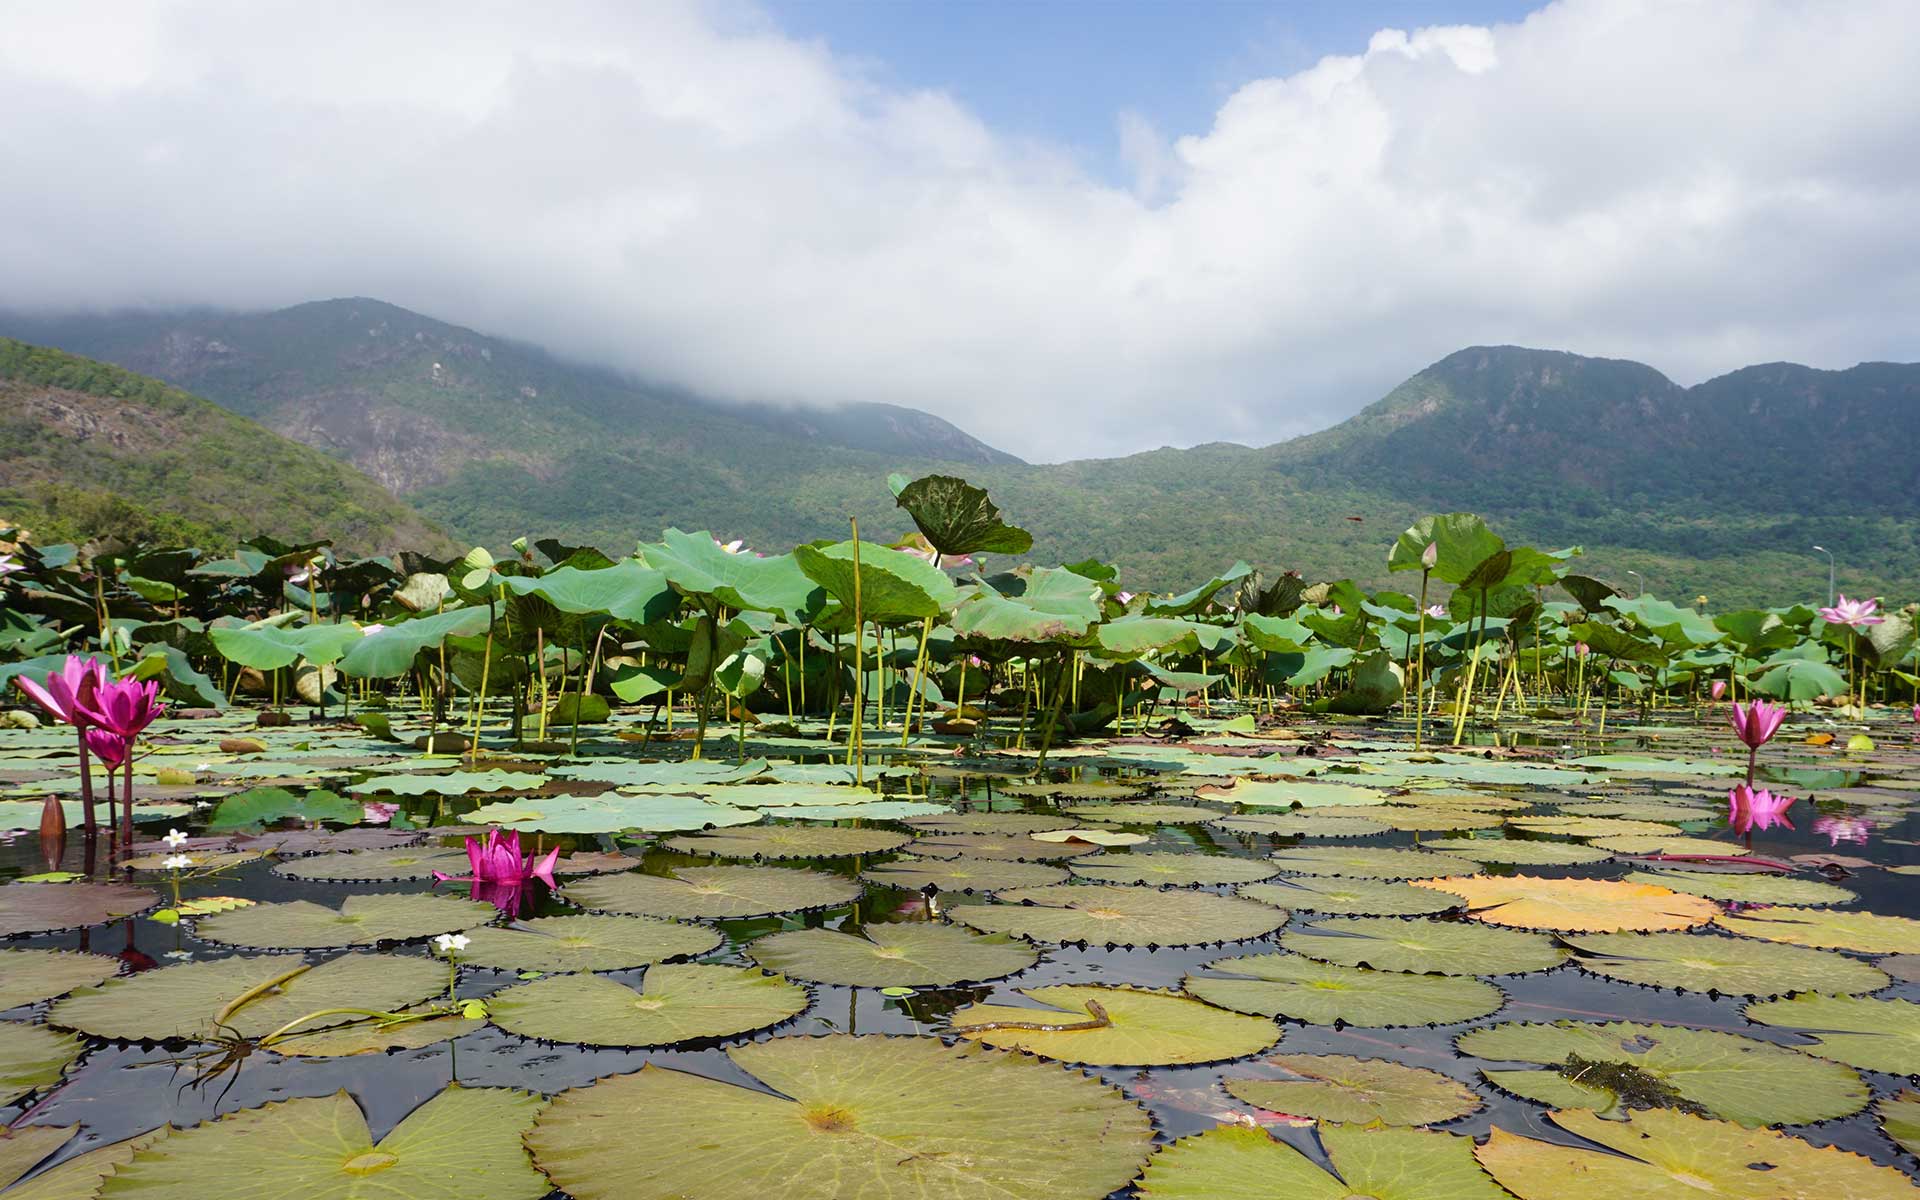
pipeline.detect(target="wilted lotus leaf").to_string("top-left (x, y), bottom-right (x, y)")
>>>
top-left (747, 923), bottom-right (1036, 987)
top-left (1242, 877), bottom-right (1463, 917)
top-left (1620, 869), bottom-right (1854, 907)
top-left (193, 892), bottom-right (495, 948)
top-left (1071, 852), bottom-right (1279, 887)
top-left (350, 770), bottom-right (542, 796)
top-left (267, 1005), bottom-right (485, 1057)
top-left (0, 882), bottom-right (157, 936)
top-left (1474, 1108), bottom-right (1916, 1200)
top-left (1211, 812), bottom-right (1389, 838)
top-left (467, 793), bottom-right (759, 834)
top-left (525, 1034), bottom-right (1153, 1200)
top-left (0, 949), bottom-right (119, 1010)
top-left (1409, 875), bottom-right (1717, 933)
top-left (1185, 953), bottom-right (1503, 1027)
top-left (1417, 838), bottom-right (1612, 866)
top-left (1193, 778), bottom-right (1388, 808)
top-left (0, 1022), bottom-right (84, 1105)
top-left (1457, 1020), bottom-right (1867, 1126)
top-left (859, 856), bottom-right (1067, 892)
top-left (1138, 1123), bottom-right (1509, 1200)
top-left (455, 914), bottom-right (720, 973)
top-left (48, 953), bottom-right (443, 1041)
top-left (665, 824), bottom-right (908, 859)
top-left (1565, 930), bottom-right (1888, 997)
top-left (901, 810), bottom-right (1079, 834)
top-left (1878, 1091), bottom-right (1920, 1157)
top-left (561, 865), bottom-right (859, 919)
top-left (488, 964), bottom-right (806, 1046)
top-left (98, 1086), bottom-right (550, 1200)
top-left (948, 884), bottom-right (1288, 947)
top-left (0, 1127), bottom-right (164, 1199)
top-left (1505, 816), bottom-right (1677, 839)
top-left (950, 984), bottom-right (1279, 1065)
top-left (1743, 994), bottom-right (1920, 1075)
top-left (1061, 804), bottom-right (1219, 825)
top-left (272, 847), bottom-right (470, 882)
top-left (1285, 917), bottom-right (1567, 976)
top-left (909, 832), bottom-right (1099, 861)
top-left (1716, 906), bottom-right (1920, 953)
top-left (1269, 847), bottom-right (1478, 880)
top-left (1222, 1053), bottom-right (1482, 1126)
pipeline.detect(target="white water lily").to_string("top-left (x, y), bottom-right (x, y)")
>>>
top-left (162, 828), bottom-right (189, 848)
top-left (162, 854), bottom-right (193, 870)
top-left (432, 932), bottom-right (471, 956)
top-left (360, 623), bottom-right (386, 636)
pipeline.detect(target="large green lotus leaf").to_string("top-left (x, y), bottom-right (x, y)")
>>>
top-left (1185, 953), bottom-right (1503, 1027)
top-left (99, 1086), bottom-right (549, 1200)
top-left (48, 952), bottom-right (443, 1041)
top-left (525, 1034), bottom-right (1153, 1200)
top-left (1566, 931), bottom-right (1889, 998)
top-left (901, 811), bottom-right (1080, 834)
top-left (350, 769), bottom-right (540, 796)
top-left (0, 1022), bottom-right (83, 1105)
top-left (1408, 874), bottom-right (1719, 933)
top-left (0, 949), bottom-right (119, 1010)
top-left (0, 1126), bottom-right (78, 1195)
top-left (1716, 906), bottom-right (1920, 953)
top-left (488, 964), bottom-right (805, 1046)
top-left (272, 847), bottom-right (470, 882)
top-left (950, 984), bottom-right (1279, 1066)
top-left (1241, 877), bottom-right (1462, 917)
top-left (338, 605), bottom-right (493, 678)
top-left (1139, 1122), bottom-right (1509, 1200)
top-left (193, 892), bottom-right (496, 949)
top-left (267, 1005), bottom-right (485, 1058)
top-left (1092, 615), bottom-right (1206, 658)
top-left (1222, 1054), bottom-right (1482, 1126)
top-left (1743, 994), bottom-right (1920, 1075)
top-left (210, 622), bottom-right (364, 671)
top-left (204, 785), bottom-right (364, 831)
top-left (859, 856), bottom-right (1068, 892)
top-left (1070, 853), bottom-right (1278, 887)
top-left (1474, 1107), bottom-right (1917, 1200)
top-left (947, 884), bottom-right (1288, 947)
top-left (561, 865), bottom-right (860, 919)
top-left (793, 540), bottom-right (959, 623)
top-left (665, 824), bottom-right (909, 859)
top-left (1, 1128), bottom-right (165, 1200)
top-left (498, 560), bottom-right (676, 624)
top-left (1752, 657), bottom-right (1848, 701)
top-left (1060, 803), bottom-right (1219, 825)
top-left (1212, 812), bottom-right (1389, 838)
top-left (1195, 778), bottom-right (1388, 808)
top-left (747, 923), bottom-right (1037, 987)
top-left (1621, 869), bottom-right (1856, 907)
top-left (1456, 1020), bottom-right (1867, 1126)
top-left (1878, 1091), bottom-right (1920, 1157)
top-left (468, 793), bottom-right (759, 833)
top-left (639, 529), bottom-right (823, 621)
top-left (1506, 815), bottom-right (1679, 838)
top-left (1416, 837), bottom-right (1612, 866)
top-left (0, 882), bottom-right (157, 936)
top-left (1389, 513), bottom-right (1507, 586)
top-left (1285, 917), bottom-right (1568, 975)
top-left (1268, 847), bottom-right (1479, 880)
top-left (908, 832), bottom-right (1099, 862)
top-left (893, 474), bottom-right (1033, 556)
top-left (950, 567), bottom-right (1102, 642)
top-left (455, 914), bottom-right (721, 973)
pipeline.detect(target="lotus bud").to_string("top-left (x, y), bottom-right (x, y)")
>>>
top-left (1421, 542), bottom-right (1437, 570)
top-left (39, 795), bottom-right (66, 872)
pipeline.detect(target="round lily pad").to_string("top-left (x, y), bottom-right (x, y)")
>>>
top-left (1354, 806), bottom-right (1505, 833)
top-left (1716, 906), bottom-right (1920, 954)
top-left (1139, 1123), bottom-right (1510, 1200)
top-left (1268, 847), bottom-right (1478, 880)
top-left (1186, 953), bottom-right (1504, 1027)
top-left (1029, 828), bottom-right (1146, 846)
top-left (1284, 917), bottom-right (1568, 976)
top-left (1881, 954), bottom-right (1920, 983)
top-left (1592, 834), bottom-right (1748, 856)
top-left (665, 824), bottom-right (910, 860)
top-left (0, 949), bottom-right (119, 1010)
top-left (455, 914), bottom-right (722, 973)
top-left (123, 850), bottom-right (265, 873)
top-left (1621, 869), bottom-right (1855, 907)
top-left (948, 884), bottom-right (1288, 947)
top-left (1408, 875), bottom-right (1718, 933)
top-left (1195, 778), bottom-right (1389, 808)
top-left (267, 1006), bottom-right (486, 1057)
top-left (998, 781), bottom-right (1149, 800)
top-left (193, 892), bottom-right (496, 949)
top-left (1222, 1054), bottom-right (1482, 1125)
top-left (0, 882), bottom-right (157, 936)
top-left (859, 855), bottom-right (1067, 892)
top-left (272, 847), bottom-right (471, 882)
top-left (488, 964), bottom-right (807, 1046)
top-left (1061, 804), bottom-right (1218, 825)
top-left (1416, 838), bottom-right (1612, 866)
top-left (1566, 930), bottom-right (1888, 997)
top-left (468, 793), bottom-right (759, 834)
top-left (747, 923), bottom-right (1037, 987)
top-left (1241, 877), bottom-right (1463, 917)
top-left (561, 865), bottom-right (860, 919)
top-left (900, 811), bottom-right (1080, 834)
top-left (909, 833), bottom-right (1098, 862)
top-left (1506, 816), bottom-right (1677, 838)
top-left (1070, 853), bottom-right (1279, 887)
top-left (950, 984), bottom-right (1280, 1066)
top-left (1457, 1019), bottom-right (1868, 1126)
top-left (1744, 994), bottom-right (1920, 1075)
top-left (1878, 1091), bottom-right (1920, 1157)
top-left (524, 1035), bottom-right (1154, 1200)
top-left (0, 1127), bottom-right (163, 1198)
top-left (1211, 812), bottom-right (1388, 838)
top-left (0, 1125), bottom-right (80, 1193)
top-left (0, 1022), bottom-right (83, 1105)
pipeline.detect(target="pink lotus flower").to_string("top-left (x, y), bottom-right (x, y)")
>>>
top-left (1812, 815), bottom-right (1872, 847)
top-left (1573, 642), bottom-right (1590, 657)
top-left (1911, 704), bottom-right (1920, 724)
top-left (434, 828), bottom-right (558, 889)
top-left (359, 623), bottom-right (386, 636)
top-left (16, 656), bottom-right (109, 727)
top-left (361, 802), bottom-right (400, 825)
top-left (1819, 595), bottom-right (1883, 628)
top-left (1424, 604), bottom-right (1447, 619)
top-left (84, 727), bottom-right (132, 768)
top-left (0, 554), bottom-right (21, 580)
top-left (1116, 591), bottom-right (1136, 605)
top-left (1729, 700), bottom-right (1786, 750)
top-left (1726, 784), bottom-right (1794, 834)
top-left (1421, 542), bottom-right (1438, 570)
top-left (1710, 680), bottom-right (1726, 701)
top-left (80, 677), bottom-right (165, 738)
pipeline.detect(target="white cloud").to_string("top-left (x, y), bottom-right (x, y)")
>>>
top-left (0, 0), bottom-right (1915, 461)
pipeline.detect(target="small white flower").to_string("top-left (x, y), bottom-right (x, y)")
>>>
top-left (162, 828), bottom-right (189, 848)
top-left (432, 933), bottom-right (470, 956)
top-left (162, 854), bottom-right (192, 870)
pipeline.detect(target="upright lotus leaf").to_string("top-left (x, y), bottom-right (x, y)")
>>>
top-left (1743, 994), bottom-right (1920, 1075)
top-left (1222, 1054), bottom-right (1483, 1126)
top-left (560, 865), bottom-right (861, 919)
top-left (1565, 931), bottom-right (1889, 997)
top-left (193, 893), bottom-right (496, 949)
top-left (1284, 917), bottom-right (1568, 976)
top-left (950, 984), bottom-right (1280, 1066)
top-left (859, 856), bottom-right (1069, 892)
top-left (1139, 1123), bottom-right (1510, 1200)
top-left (1716, 906), bottom-right (1920, 954)
top-left (338, 605), bottom-right (492, 678)
top-left (1240, 877), bottom-right (1463, 917)
top-left (1389, 514), bottom-right (1505, 585)
top-left (947, 884), bottom-right (1288, 947)
top-left (1092, 615), bottom-right (1206, 658)
top-left (498, 560), bottom-right (676, 625)
top-left (1143, 562), bottom-right (1253, 617)
top-left (893, 474), bottom-right (1034, 556)
top-left (1409, 875), bottom-right (1718, 933)
top-left (126, 641), bottom-right (226, 708)
top-left (1240, 613), bottom-right (1314, 652)
top-left (488, 964), bottom-right (807, 1046)
top-left (1559, 574), bottom-right (1618, 612)
top-left (1863, 607), bottom-right (1917, 667)
top-left (793, 540), bottom-right (959, 624)
top-left (1457, 1020), bottom-right (1868, 1126)
top-left (211, 622), bottom-right (364, 671)
top-left (1474, 1107), bottom-right (1917, 1200)
top-left (525, 1035), bottom-right (1154, 1200)
top-left (1751, 656), bottom-right (1846, 700)
top-left (1070, 852), bottom-right (1279, 887)
top-left (0, 882), bottom-right (156, 937)
top-left (1185, 952), bottom-right (1504, 1027)
top-left (747, 923), bottom-right (1038, 987)
top-left (637, 530), bottom-right (822, 621)
top-left (0, 1023), bottom-right (83, 1105)
top-left (1604, 595), bottom-right (1723, 648)
top-left (98, 1086), bottom-right (550, 1200)
top-left (0, 949), bottom-right (120, 1010)
top-left (951, 566), bottom-right (1102, 642)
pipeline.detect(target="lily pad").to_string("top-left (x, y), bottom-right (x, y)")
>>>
top-left (1221, 1054), bottom-right (1482, 1125)
top-left (267, 1006), bottom-right (486, 1057)
top-left (859, 856), bottom-right (1068, 892)
top-left (1622, 869), bottom-right (1856, 907)
top-left (950, 984), bottom-right (1280, 1065)
top-left (488, 964), bottom-right (806, 1046)
top-left (561, 865), bottom-right (860, 919)
top-left (0, 1126), bottom-right (79, 1195)
top-left (0, 1022), bottom-right (83, 1105)
top-left (1062, 804), bottom-right (1219, 825)
top-left (1878, 1090), bottom-right (1920, 1157)
top-left (1284, 917), bottom-right (1568, 976)
top-left (1716, 906), bottom-right (1920, 954)
top-left (1506, 816), bottom-right (1677, 839)
top-left (908, 833), bottom-right (1099, 862)
top-left (747, 923), bottom-right (1037, 987)
top-left (455, 914), bottom-right (722, 973)
top-left (0, 949), bottom-right (119, 1010)
top-left (1408, 875), bottom-right (1718, 933)
top-left (664, 824), bottom-right (909, 860)
top-left (0, 882), bottom-right (157, 936)
top-left (1185, 953), bottom-right (1504, 1027)
top-left (1268, 847), bottom-right (1478, 880)
top-left (1139, 1123), bottom-right (1510, 1200)
top-left (1212, 812), bottom-right (1389, 838)
top-left (1070, 853), bottom-right (1279, 887)
top-left (193, 892), bottom-right (496, 948)
top-left (1241, 877), bottom-right (1462, 917)
top-left (948, 884), bottom-right (1288, 947)
top-left (1565, 931), bottom-right (1889, 997)
top-left (1417, 838), bottom-right (1612, 866)
top-left (901, 811), bottom-right (1079, 834)
top-left (0, 1128), bottom-right (165, 1200)
top-left (272, 847), bottom-right (471, 882)
top-left (1194, 778), bottom-right (1388, 808)
top-left (468, 793), bottom-right (759, 834)
top-left (1592, 833), bottom-right (1749, 856)
top-left (1743, 994), bottom-right (1920, 1075)
top-left (351, 769), bottom-right (542, 796)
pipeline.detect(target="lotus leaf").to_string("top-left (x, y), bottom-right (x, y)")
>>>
top-left (950, 984), bottom-right (1280, 1065)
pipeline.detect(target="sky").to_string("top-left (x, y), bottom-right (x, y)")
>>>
top-left (1, 0), bottom-right (1916, 462)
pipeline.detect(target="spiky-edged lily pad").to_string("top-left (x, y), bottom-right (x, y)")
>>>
top-left (1062, 804), bottom-right (1218, 825)
top-left (1593, 834), bottom-right (1748, 856)
top-left (901, 811), bottom-right (1079, 834)
top-left (561, 866), bottom-right (860, 919)
top-left (1417, 838), bottom-right (1612, 866)
top-left (1474, 1107), bottom-right (1916, 1200)
top-left (784, 801), bottom-right (952, 821)
top-left (0, 1022), bottom-right (83, 1105)
top-left (948, 884), bottom-right (1288, 947)
top-left (1878, 1091), bottom-right (1920, 1157)
top-left (1743, 994), bottom-right (1920, 1075)
top-left (1243, 877), bottom-right (1463, 917)
top-left (1194, 778), bottom-right (1388, 808)
top-left (455, 914), bottom-right (722, 973)
top-left (910, 833), bottom-right (1099, 862)
top-left (1212, 812), bottom-right (1388, 838)
top-left (1505, 816), bottom-right (1676, 838)
top-left (0, 949), bottom-right (118, 1010)
top-left (1565, 931), bottom-right (1888, 997)
top-left (860, 856), bottom-right (1067, 892)
top-left (1070, 853), bottom-right (1279, 887)
top-left (468, 793), bottom-right (758, 834)
top-left (1222, 1054), bottom-right (1482, 1125)
top-left (49, 952), bottom-right (443, 1041)
top-left (1285, 917), bottom-right (1567, 976)
top-left (351, 770), bottom-right (542, 796)
top-left (950, 984), bottom-right (1279, 1065)
top-left (123, 849), bottom-right (265, 873)
top-left (1457, 1020), bottom-right (1868, 1126)
top-left (1186, 953), bottom-right (1504, 1027)
top-left (1716, 906), bottom-right (1920, 953)
top-left (1621, 869), bottom-right (1855, 907)
top-left (0, 1125), bottom-right (76, 1194)
top-left (0, 882), bottom-right (156, 936)
top-left (1269, 847), bottom-right (1478, 880)
top-left (1408, 875), bottom-right (1717, 933)
top-left (1882, 954), bottom-right (1920, 983)
top-left (1029, 828), bottom-right (1147, 846)
top-left (488, 964), bottom-right (806, 1046)
top-left (747, 923), bottom-right (1037, 987)
top-left (524, 1035), bottom-right (1154, 1200)
top-left (98, 1086), bottom-right (549, 1200)
top-left (272, 847), bottom-right (470, 882)
top-left (193, 892), bottom-right (496, 948)
top-left (664, 824), bottom-right (909, 860)
top-left (1139, 1123), bottom-right (1509, 1200)
top-left (0, 1128), bottom-right (164, 1200)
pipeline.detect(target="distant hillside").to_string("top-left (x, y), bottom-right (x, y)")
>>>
top-left (0, 339), bottom-right (448, 554)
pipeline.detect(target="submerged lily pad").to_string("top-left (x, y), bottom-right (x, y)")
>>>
top-left (0, 882), bottom-right (157, 936)
top-left (950, 984), bottom-right (1280, 1065)
top-left (664, 824), bottom-right (909, 860)
top-left (455, 914), bottom-right (722, 973)
top-left (747, 923), bottom-right (1037, 987)
top-left (1743, 994), bottom-right (1920, 1075)
top-left (1242, 877), bottom-right (1463, 917)
top-left (1139, 1123), bottom-right (1509, 1200)
top-left (947, 884), bottom-right (1288, 947)
top-left (0, 949), bottom-right (119, 1010)
top-left (193, 892), bottom-right (496, 948)
top-left (560, 865), bottom-right (860, 919)
top-left (1716, 906), bottom-right (1920, 954)
top-left (1268, 847), bottom-right (1478, 880)
top-left (1621, 869), bottom-right (1855, 907)
top-left (272, 847), bottom-right (471, 882)
top-left (1285, 917), bottom-right (1568, 976)
top-left (859, 856), bottom-right (1068, 892)
top-left (1408, 875), bottom-right (1718, 933)
top-left (1565, 930), bottom-right (1888, 997)
top-left (1186, 953), bottom-right (1504, 1027)
top-left (1070, 852), bottom-right (1279, 887)
top-left (488, 964), bottom-right (807, 1046)
top-left (1222, 1054), bottom-right (1482, 1125)
top-left (0, 1022), bottom-right (84, 1105)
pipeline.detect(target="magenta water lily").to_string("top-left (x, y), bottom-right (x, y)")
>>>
top-left (435, 827), bottom-right (559, 890)
top-left (1726, 784), bottom-right (1794, 835)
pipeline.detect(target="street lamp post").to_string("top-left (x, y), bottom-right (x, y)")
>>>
top-left (1627, 570), bottom-right (1644, 598)
top-left (1812, 545), bottom-right (1834, 606)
